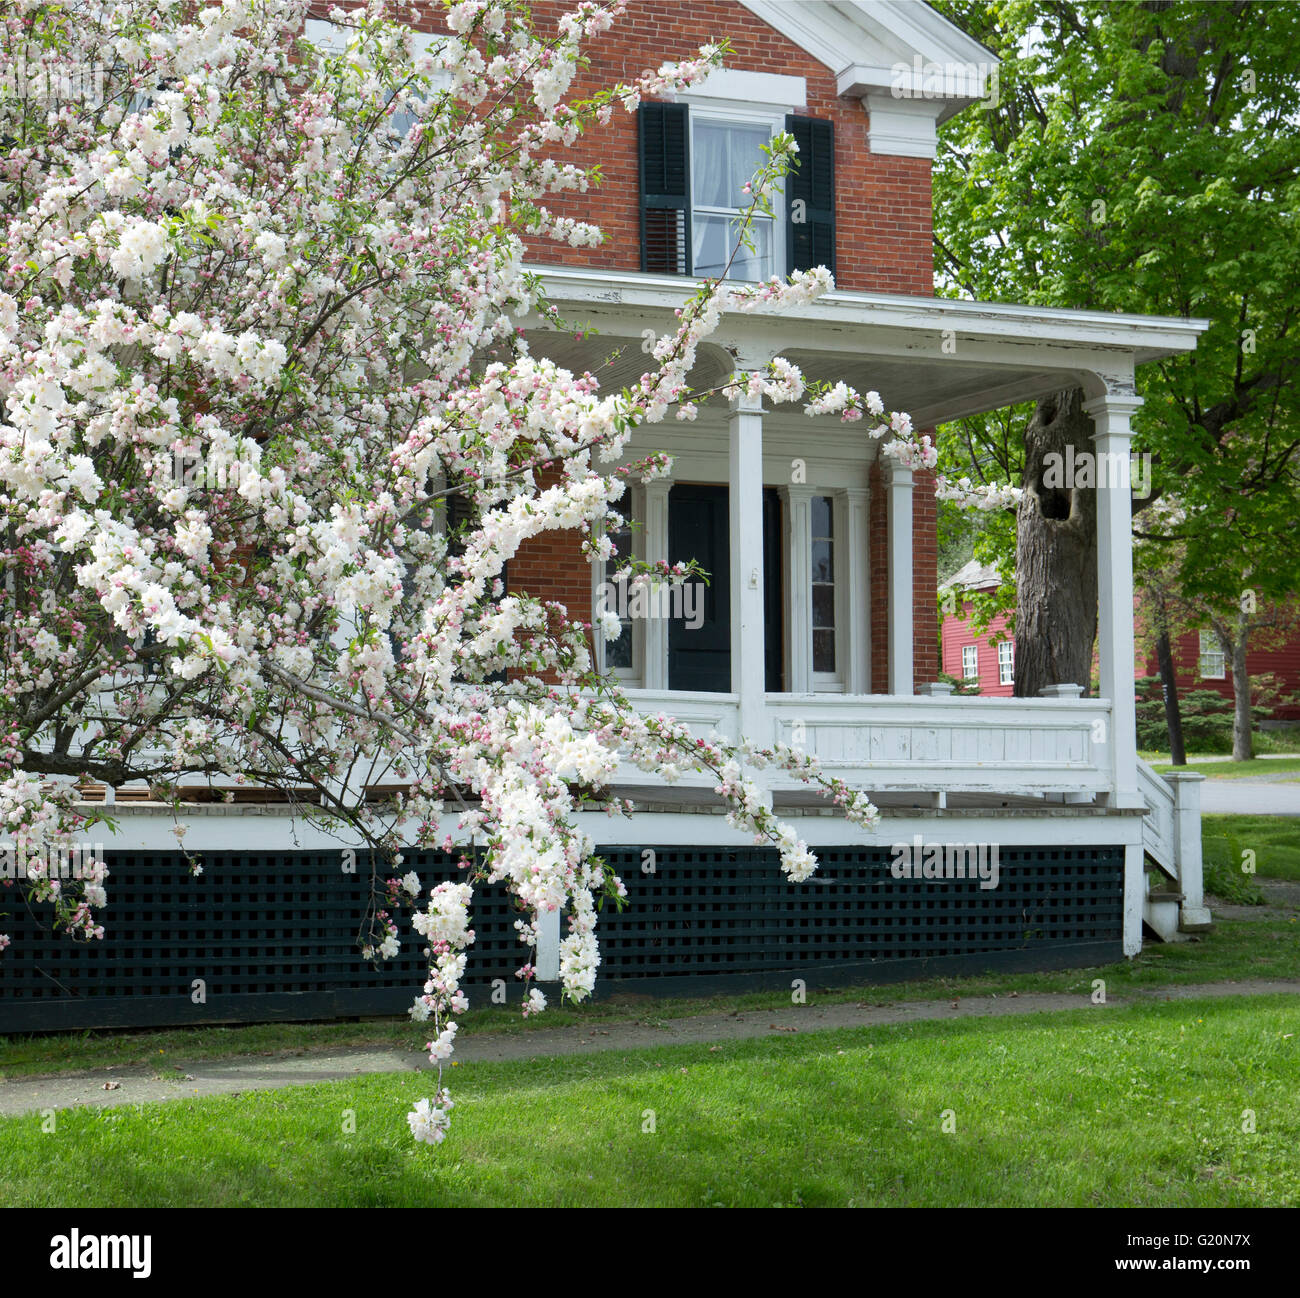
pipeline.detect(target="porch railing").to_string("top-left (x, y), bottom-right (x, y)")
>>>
top-left (617, 690), bottom-right (1112, 799)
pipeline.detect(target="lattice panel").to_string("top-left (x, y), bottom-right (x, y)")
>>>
top-left (588, 846), bottom-right (1123, 977)
top-left (0, 850), bottom-right (525, 1008)
top-left (1, 844), bottom-right (1124, 1029)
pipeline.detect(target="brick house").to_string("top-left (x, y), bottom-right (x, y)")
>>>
top-left (3, 1), bottom-right (1221, 1032)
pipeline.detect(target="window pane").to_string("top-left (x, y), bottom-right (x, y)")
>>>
top-left (813, 629), bottom-right (835, 673)
top-left (811, 495), bottom-right (833, 538)
top-left (692, 213), bottom-right (772, 281)
top-left (606, 621), bottom-right (633, 670)
top-left (693, 119), bottom-right (770, 208)
top-left (812, 584), bottom-right (835, 628)
top-left (811, 538), bottom-right (833, 584)
top-left (611, 499), bottom-right (632, 565)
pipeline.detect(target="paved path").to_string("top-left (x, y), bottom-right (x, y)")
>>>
top-left (1200, 781), bottom-right (1300, 815)
top-left (2, 979), bottom-right (1297, 1119)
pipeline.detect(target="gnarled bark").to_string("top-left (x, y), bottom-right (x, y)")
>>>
top-left (1014, 388), bottom-right (1098, 697)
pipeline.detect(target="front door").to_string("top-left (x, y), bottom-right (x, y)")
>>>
top-left (668, 485), bottom-right (783, 693)
top-left (669, 484), bottom-right (730, 692)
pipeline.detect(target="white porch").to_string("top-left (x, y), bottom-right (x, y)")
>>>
top-left (527, 267), bottom-right (1214, 937)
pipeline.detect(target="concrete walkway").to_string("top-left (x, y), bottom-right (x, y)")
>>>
top-left (2, 979), bottom-right (1297, 1119)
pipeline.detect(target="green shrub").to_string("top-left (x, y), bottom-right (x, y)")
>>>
top-left (1202, 857), bottom-right (1267, 906)
top-left (1134, 677), bottom-right (1274, 754)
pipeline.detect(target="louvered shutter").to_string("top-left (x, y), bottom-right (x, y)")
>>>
top-left (638, 102), bottom-right (691, 274)
top-left (785, 116), bottom-right (835, 276)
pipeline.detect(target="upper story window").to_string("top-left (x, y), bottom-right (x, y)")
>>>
top-left (962, 644), bottom-right (978, 679)
top-left (691, 113), bottom-right (781, 281)
top-left (302, 17), bottom-right (449, 142)
top-left (638, 102), bottom-right (834, 282)
top-left (1198, 629), bottom-right (1226, 679)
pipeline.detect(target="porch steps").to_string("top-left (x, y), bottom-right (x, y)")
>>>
top-left (1137, 758), bottom-right (1211, 942)
top-left (1143, 889), bottom-right (1186, 943)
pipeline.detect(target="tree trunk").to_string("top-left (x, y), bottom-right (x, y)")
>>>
top-left (1155, 626), bottom-right (1187, 765)
top-left (1014, 388), bottom-right (1098, 696)
top-left (1230, 616), bottom-right (1253, 762)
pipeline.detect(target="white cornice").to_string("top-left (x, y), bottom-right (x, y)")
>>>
top-left (530, 266), bottom-right (1211, 362)
top-left (739, 0), bottom-right (998, 126)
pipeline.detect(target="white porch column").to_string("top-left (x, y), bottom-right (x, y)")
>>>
top-left (885, 460), bottom-right (914, 695)
top-left (729, 384), bottom-right (767, 743)
top-left (836, 486), bottom-right (871, 694)
top-left (780, 484), bottom-right (814, 693)
top-left (1083, 393), bottom-right (1143, 809)
top-left (641, 477), bottom-right (672, 691)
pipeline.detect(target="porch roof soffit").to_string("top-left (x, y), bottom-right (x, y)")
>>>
top-left (523, 268), bottom-right (1212, 427)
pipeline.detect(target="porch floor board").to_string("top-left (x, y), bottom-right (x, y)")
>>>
top-left (605, 785), bottom-right (1120, 817)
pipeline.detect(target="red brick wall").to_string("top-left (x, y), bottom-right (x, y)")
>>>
top-left (912, 467), bottom-right (939, 688)
top-left (522, 0), bottom-right (933, 294)
top-left (867, 461), bottom-right (940, 693)
top-left (376, 0), bottom-right (941, 687)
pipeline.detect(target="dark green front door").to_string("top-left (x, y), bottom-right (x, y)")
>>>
top-left (668, 485), bottom-right (783, 693)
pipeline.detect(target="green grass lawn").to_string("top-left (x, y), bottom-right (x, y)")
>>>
top-left (1, 995), bottom-right (1294, 1207)
top-left (1150, 756), bottom-right (1300, 780)
top-left (3, 912), bottom-right (1297, 1081)
top-left (1202, 815), bottom-right (1300, 884)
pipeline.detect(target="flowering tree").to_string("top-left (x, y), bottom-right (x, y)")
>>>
top-left (0, 0), bottom-right (955, 1141)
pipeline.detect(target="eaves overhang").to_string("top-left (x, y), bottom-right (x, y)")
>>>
top-left (525, 267), bottom-right (1212, 427)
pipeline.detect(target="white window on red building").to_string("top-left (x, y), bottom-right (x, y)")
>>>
top-left (961, 644), bottom-right (978, 679)
top-left (1198, 629), bottom-right (1226, 679)
top-left (997, 640), bottom-right (1014, 686)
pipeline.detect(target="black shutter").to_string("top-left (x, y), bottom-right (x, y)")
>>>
top-left (786, 115), bottom-right (835, 277)
top-left (638, 102), bottom-right (691, 275)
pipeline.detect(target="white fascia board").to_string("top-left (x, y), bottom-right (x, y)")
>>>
top-left (530, 267), bottom-right (1212, 361)
top-left (678, 68), bottom-right (807, 111)
top-left (850, 1), bottom-right (999, 72)
top-left (740, 0), bottom-right (998, 123)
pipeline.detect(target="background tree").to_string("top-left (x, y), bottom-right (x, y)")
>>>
top-left (930, 0), bottom-right (1300, 703)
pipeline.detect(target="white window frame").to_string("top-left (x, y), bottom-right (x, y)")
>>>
top-left (961, 644), bottom-right (978, 679)
top-left (997, 639), bottom-right (1014, 686)
top-left (811, 491), bottom-right (846, 693)
top-left (1198, 629), bottom-right (1226, 680)
top-left (592, 486), bottom-right (644, 687)
top-left (687, 103), bottom-right (787, 283)
top-left (302, 18), bottom-right (450, 138)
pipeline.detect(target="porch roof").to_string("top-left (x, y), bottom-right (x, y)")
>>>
top-left (526, 266), bottom-right (1212, 426)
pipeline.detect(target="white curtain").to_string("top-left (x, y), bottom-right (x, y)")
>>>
top-left (692, 120), bottom-right (774, 280)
